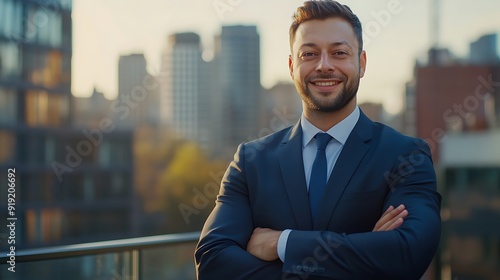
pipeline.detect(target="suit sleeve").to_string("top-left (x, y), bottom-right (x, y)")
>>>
top-left (283, 139), bottom-right (442, 280)
top-left (195, 144), bottom-right (283, 280)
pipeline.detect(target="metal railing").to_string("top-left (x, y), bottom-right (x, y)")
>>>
top-left (0, 231), bottom-right (200, 263)
top-left (0, 232), bottom-right (201, 280)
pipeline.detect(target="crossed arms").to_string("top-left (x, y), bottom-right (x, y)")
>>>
top-left (246, 204), bottom-right (408, 262)
top-left (195, 140), bottom-right (441, 279)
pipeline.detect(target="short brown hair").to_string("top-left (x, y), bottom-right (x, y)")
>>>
top-left (289, 0), bottom-right (363, 54)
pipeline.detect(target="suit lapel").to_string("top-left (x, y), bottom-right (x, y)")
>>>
top-left (314, 112), bottom-right (373, 229)
top-left (278, 121), bottom-right (313, 230)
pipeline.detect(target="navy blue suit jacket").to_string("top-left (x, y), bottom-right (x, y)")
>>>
top-left (195, 111), bottom-right (441, 279)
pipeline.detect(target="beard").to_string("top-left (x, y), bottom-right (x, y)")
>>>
top-left (296, 72), bottom-right (360, 112)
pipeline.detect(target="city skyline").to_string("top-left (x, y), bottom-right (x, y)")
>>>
top-left (72, 0), bottom-right (500, 114)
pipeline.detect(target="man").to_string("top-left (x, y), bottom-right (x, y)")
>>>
top-left (195, 1), bottom-right (441, 279)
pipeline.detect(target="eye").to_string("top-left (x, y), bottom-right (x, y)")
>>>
top-left (300, 52), bottom-right (317, 59)
top-left (333, 50), bottom-right (348, 56)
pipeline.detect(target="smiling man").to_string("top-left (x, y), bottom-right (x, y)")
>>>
top-left (195, 1), bottom-right (441, 279)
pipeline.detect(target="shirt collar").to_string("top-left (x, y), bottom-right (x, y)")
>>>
top-left (301, 106), bottom-right (360, 148)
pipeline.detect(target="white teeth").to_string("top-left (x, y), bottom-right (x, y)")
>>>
top-left (315, 81), bottom-right (338, 86)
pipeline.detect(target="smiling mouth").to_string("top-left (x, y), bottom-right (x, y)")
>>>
top-left (312, 81), bottom-right (340, 86)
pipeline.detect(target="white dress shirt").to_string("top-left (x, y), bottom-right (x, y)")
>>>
top-left (277, 106), bottom-right (360, 262)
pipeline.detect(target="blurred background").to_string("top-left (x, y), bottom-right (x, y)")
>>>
top-left (0, 0), bottom-right (499, 279)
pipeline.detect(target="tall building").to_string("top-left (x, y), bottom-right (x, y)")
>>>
top-left (0, 0), bottom-right (74, 248)
top-left (215, 25), bottom-right (262, 153)
top-left (159, 32), bottom-right (210, 147)
top-left (470, 33), bottom-right (499, 65)
top-left (0, 0), bottom-right (137, 256)
top-left (117, 53), bottom-right (159, 128)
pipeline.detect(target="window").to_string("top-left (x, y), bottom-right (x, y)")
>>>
top-left (24, 49), bottom-right (64, 88)
top-left (0, 42), bottom-right (21, 79)
top-left (25, 5), bottom-right (62, 47)
top-left (25, 133), bottom-right (46, 165)
top-left (0, 0), bottom-right (22, 39)
top-left (98, 140), bottom-right (111, 167)
top-left (25, 90), bottom-right (48, 127)
top-left (0, 87), bottom-right (16, 124)
top-left (25, 91), bottom-right (69, 127)
top-left (0, 130), bottom-right (15, 163)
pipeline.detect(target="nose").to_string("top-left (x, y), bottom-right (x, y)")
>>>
top-left (316, 52), bottom-right (335, 73)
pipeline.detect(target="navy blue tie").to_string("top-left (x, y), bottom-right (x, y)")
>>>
top-left (309, 133), bottom-right (333, 222)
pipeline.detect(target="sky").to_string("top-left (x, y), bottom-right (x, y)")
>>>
top-left (72, 0), bottom-right (500, 114)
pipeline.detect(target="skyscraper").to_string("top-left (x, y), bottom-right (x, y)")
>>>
top-left (470, 33), bottom-right (499, 65)
top-left (159, 32), bottom-right (210, 147)
top-left (215, 25), bottom-right (262, 152)
top-left (117, 53), bottom-right (159, 128)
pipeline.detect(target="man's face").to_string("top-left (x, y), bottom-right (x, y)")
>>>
top-left (289, 17), bottom-right (366, 113)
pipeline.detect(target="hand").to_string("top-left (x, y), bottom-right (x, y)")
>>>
top-left (246, 227), bottom-right (282, 261)
top-left (372, 204), bottom-right (408, 231)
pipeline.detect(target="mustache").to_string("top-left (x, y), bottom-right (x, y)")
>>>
top-left (307, 74), bottom-right (345, 81)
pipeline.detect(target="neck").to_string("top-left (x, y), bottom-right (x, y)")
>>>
top-left (303, 99), bottom-right (356, 131)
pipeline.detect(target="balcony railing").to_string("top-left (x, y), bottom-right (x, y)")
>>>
top-left (0, 231), bottom-right (200, 280)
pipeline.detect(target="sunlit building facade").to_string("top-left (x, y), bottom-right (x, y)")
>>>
top-left (215, 25), bottom-right (262, 152)
top-left (159, 32), bottom-right (210, 148)
top-left (0, 0), bottom-right (137, 254)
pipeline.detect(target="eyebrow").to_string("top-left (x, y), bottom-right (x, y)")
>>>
top-left (299, 40), bottom-right (354, 50)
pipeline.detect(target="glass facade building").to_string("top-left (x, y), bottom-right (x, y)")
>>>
top-left (0, 0), bottom-right (137, 251)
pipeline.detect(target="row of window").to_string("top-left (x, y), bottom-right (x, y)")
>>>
top-left (445, 167), bottom-right (500, 191)
top-left (0, 43), bottom-right (71, 88)
top-left (0, 88), bottom-right (72, 128)
top-left (0, 0), bottom-right (70, 48)
top-left (0, 128), bottom-right (132, 167)
top-left (16, 171), bottom-right (132, 203)
top-left (25, 90), bottom-right (69, 127)
top-left (0, 170), bottom-right (132, 215)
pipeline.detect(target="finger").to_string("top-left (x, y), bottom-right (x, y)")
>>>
top-left (383, 204), bottom-right (404, 221)
top-left (373, 205), bottom-right (394, 230)
top-left (375, 205), bottom-right (406, 231)
top-left (374, 205), bottom-right (405, 231)
top-left (387, 210), bottom-right (408, 230)
top-left (381, 205), bottom-right (394, 217)
top-left (379, 209), bottom-right (408, 231)
top-left (386, 218), bottom-right (403, 231)
top-left (384, 210), bottom-right (408, 231)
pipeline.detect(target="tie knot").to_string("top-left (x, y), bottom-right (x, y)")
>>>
top-left (315, 133), bottom-right (332, 150)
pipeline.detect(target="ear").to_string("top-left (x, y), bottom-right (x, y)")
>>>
top-left (359, 50), bottom-right (367, 78)
top-left (288, 54), bottom-right (294, 79)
